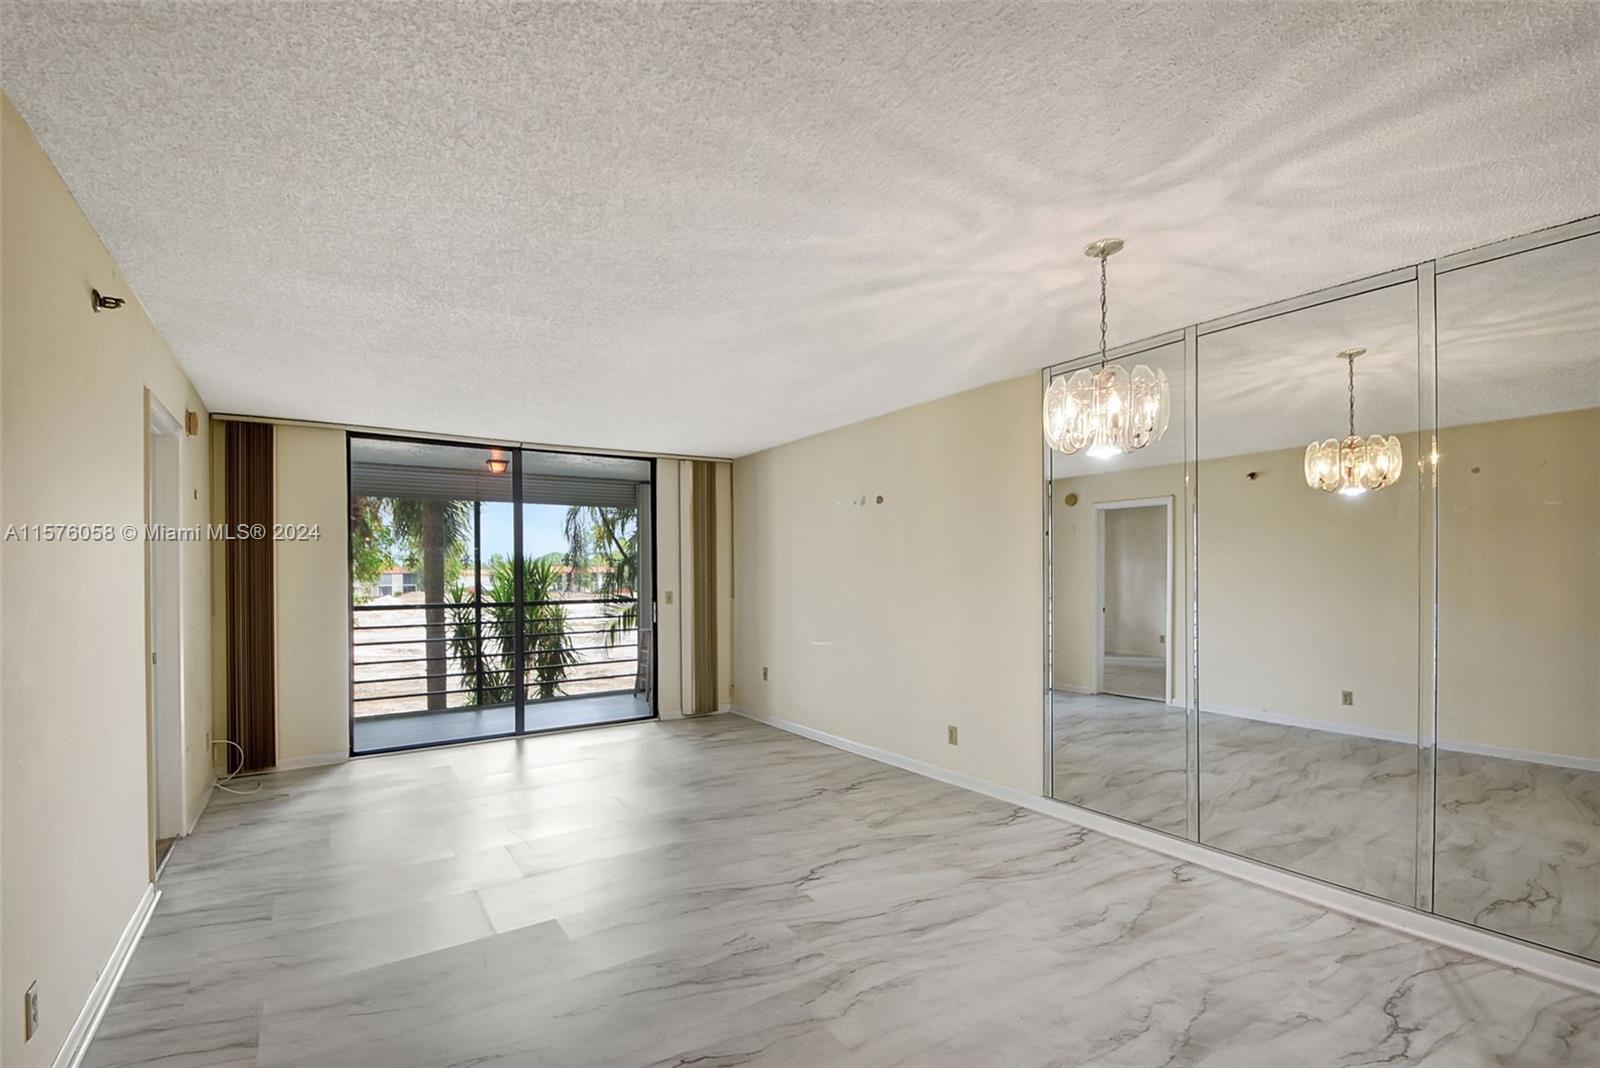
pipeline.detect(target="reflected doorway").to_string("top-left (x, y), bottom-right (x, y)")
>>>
top-left (1095, 499), bottom-right (1171, 703)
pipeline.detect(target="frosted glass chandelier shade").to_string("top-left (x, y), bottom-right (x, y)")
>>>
top-left (1043, 362), bottom-right (1170, 457)
top-left (1304, 348), bottom-right (1402, 496)
top-left (1304, 434), bottom-right (1404, 495)
top-left (1043, 237), bottom-right (1170, 458)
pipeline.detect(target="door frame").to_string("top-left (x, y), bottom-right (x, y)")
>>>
top-left (145, 392), bottom-right (185, 875)
top-left (1093, 496), bottom-right (1174, 704)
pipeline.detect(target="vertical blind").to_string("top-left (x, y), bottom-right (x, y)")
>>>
top-left (225, 421), bottom-right (276, 772)
top-left (690, 460), bottom-right (719, 714)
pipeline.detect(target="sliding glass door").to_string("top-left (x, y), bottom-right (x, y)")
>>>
top-left (518, 450), bottom-right (654, 732)
top-left (348, 436), bottom-right (654, 755)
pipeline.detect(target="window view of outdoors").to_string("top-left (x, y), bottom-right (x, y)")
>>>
top-left (348, 439), bottom-right (652, 752)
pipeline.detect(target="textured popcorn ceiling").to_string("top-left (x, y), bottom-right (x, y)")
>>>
top-left (3, 2), bottom-right (1597, 458)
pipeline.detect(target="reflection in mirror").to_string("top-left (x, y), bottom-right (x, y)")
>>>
top-left (1196, 281), bottom-right (1421, 904)
top-left (1434, 234), bottom-right (1600, 960)
top-left (1049, 341), bottom-right (1189, 835)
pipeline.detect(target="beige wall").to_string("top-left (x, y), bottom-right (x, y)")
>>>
top-left (1201, 440), bottom-right (1423, 737)
top-left (1438, 408), bottom-right (1598, 762)
top-left (273, 426), bottom-right (352, 765)
top-left (731, 374), bottom-right (1044, 793)
top-left (1051, 408), bottom-right (1598, 762)
top-left (1, 95), bottom-right (213, 1068)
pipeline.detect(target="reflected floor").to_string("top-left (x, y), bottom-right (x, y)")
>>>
top-left (1100, 658), bottom-right (1165, 701)
top-left (353, 692), bottom-right (652, 752)
top-left (1050, 692), bottom-right (1187, 836)
top-left (1051, 691), bottom-right (1600, 959)
top-left (1436, 752), bottom-right (1600, 960)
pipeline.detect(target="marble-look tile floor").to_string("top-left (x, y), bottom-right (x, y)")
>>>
top-left (1052, 691), bottom-right (1600, 961)
top-left (89, 714), bottom-right (1599, 1067)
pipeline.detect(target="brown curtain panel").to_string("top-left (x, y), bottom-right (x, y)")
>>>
top-left (690, 460), bottom-right (718, 714)
top-left (225, 421), bottom-right (276, 772)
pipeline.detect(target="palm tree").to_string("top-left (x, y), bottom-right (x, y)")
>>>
top-left (486, 556), bottom-right (577, 700)
top-left (390, 498), bottom-right (472, 711)
top-left (561, 506), bottom-right (591, 592)
top-left (564, 506), bottom-right (642, 691)
top-left (523, 556), bottom-right (579, 699)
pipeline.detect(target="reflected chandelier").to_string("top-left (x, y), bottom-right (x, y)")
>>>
top-left (1304, 348), bottom-right (1402, 496)
top-left (1043, 238), bottom-right (1170, 458)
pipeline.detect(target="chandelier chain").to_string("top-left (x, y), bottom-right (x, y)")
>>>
top-left (1098, 254), bottom-right (1109, 370)
top-left (1347, 352), bottom-right (1356, 439)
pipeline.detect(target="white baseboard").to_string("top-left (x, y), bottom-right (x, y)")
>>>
top-left (1050, 693), bottom-right (1599, 773)
top-left (1203, 704), bottom-right (1600, 772)
top-left (729, 706), bottom-right (1600, 995)
top-left (1440, 737), bottom-right (1600, 774)
top-left (51, 882), bottom-right (160, 1068)
top-left (273, 751), bottom-right (349, 770)
top-left (1103, 654), bottom-right (1163, 668)
top-left (1201, 702), bottom-right (1418, 745)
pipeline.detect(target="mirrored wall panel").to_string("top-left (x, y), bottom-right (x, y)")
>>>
top-left (1433, 233), bottom-right (1600, 958)
top-left (1048, 340), bottom-right (1191, 834)
top-left (1196, 280), bottom-right (1425, 905)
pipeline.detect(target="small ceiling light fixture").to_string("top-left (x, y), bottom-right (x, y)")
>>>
top-left (1043, 238), bottom-right (1169, 458)
top-left (485, 455), bottom-right (509, 475)
top-left (1304, 348), bottom-right (1402, 497)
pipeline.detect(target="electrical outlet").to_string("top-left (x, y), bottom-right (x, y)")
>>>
top-left (24, 982), bottom-right (38, 1042)
top-left (762, 666), bottom-right (768, 682)
top-left (947, 725), bottom-right (958, 746)
top-left (1341, 690), bottom-right (1354, 706)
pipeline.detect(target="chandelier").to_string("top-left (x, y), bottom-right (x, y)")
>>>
top-left (1304, 348), bottom-right (1402, 496)
top-left (1043, 238), bottom-right (1170, 458)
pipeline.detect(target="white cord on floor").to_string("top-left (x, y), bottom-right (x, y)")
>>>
top-left (212, 738), bottom-right (263, 795)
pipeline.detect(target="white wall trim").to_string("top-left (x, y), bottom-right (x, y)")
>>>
top-left (1102, 654), bottom-right (1163, 669)
top-left (273, 751), bottom-right (349, 771)
top-left (51, 883), bottom-right (160, 1068)
top-left (1202, 703), bottom-right (1600, 772)
top-left (730, 706), bottom-right (1600, 995)
top-left (1440, 736), bottom-right (1600, 774)
top-left (1053, 694), bottom-right (1599, 773)
top-left (1202, 702), bottom-right (1418, 745)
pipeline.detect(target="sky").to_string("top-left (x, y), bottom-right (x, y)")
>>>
top-left (479, 503), bottom-right (569, 562)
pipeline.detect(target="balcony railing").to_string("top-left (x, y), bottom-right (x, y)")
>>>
top-left (350, 595), bottom-right (646, 717)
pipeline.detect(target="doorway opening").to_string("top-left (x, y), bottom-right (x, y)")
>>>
top-left (1094, 498), bottom-right (1172, 703)
top-left (146, 394), bottom-right (184, 874)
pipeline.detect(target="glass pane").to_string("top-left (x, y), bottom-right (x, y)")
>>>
top-left (1196, 281), bottom-right (1422, 904)
top-left (519, 450), bottom-right (654, 731)
top-left (1434, 234), bottom-right (1600, 959)
top-left (349, 437), bottom-right (516, 752)
top-left (1049, 340), bottom-right (1189, 835)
